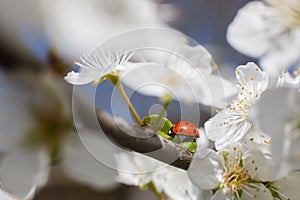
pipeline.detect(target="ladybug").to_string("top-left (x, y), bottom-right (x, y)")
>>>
top-left (168, 121), bottom-right (199, 138)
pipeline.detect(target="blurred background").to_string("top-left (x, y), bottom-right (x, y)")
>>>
top-left (0, 0), bottom-right (252, 199)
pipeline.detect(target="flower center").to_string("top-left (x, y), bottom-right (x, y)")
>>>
top-left (223, 164), bottom-right (249, 191)
top-left (26, 103), bottom-right (73, 164)
top-left (269, 0), bottom-right (300, 28)
top-left (221, 149), bottom-right (250, 192)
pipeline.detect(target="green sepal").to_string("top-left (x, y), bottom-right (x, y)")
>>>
top-left (103, 73), bottom-right (120, 85)
top-left (140, 181), bottom-right (151, 191)
top-left (159, 93), bottom-right (172, 104)
top-left (141, 181), bottom-right (168, 200)
top-left (50, 143), bottom-right (62, 166)
top-left (142, 114), bottom-right (174, 140)
top-left (263, 181), bottom-right (283, 199)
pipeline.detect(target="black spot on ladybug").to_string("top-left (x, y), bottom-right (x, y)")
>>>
top-left (179, 128), bottom-right (184, 132)
top-left (193, 129), bottom-right (197, 134)
top-left (185, 122), bottom-right (189, 125)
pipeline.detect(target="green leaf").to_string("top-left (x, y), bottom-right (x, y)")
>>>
top-left (142, 114), bottom-right (174, 140)
top-left (179, 140), bottom-right (197, 153)
top-left (142, 115), bottom-right (198, 152)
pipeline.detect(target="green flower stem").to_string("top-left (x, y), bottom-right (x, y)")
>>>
top-left (115, 81), bottom-right (143, 126)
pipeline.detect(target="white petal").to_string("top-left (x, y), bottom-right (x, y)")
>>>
top-left (162, 168), bottom-right (197, 200)
top-left (241, 183), bottom-right (272, 200)
top-left (260, 30), bottom-right (300, 78)
top-left (39, 0), bottom-right (168, 62)
top-left (0, 150), bottom-right (49, 199)
top-left (115, 151), bottom-right (167, 187)
top-left (226, 1), bottom-right (274, 57)
top-left (188, 149), bottom-right (223, 190)
top-left (274, 171), bottom-right (300, 200)
top-left (64, 68), bottom-right (100, 85)
top-left (215, 121), bottom-right (252, 150)
top-left (120, 62), bottom-right (203, 104)
top-left (235, 62), bottom-right (268, 98)
top-left (243, 150), bottom-right (275, 181)
top-left (197, 190), bottom-right (213, 200)
top-left (120, 62), bottom-right (170, 97)
top-left (277, 71), bottom-right (300, 90)
top-left (282, 120), bottom-right (300, 173)
top-left (241, 129), bottom-right (272, 154)
top-left (236, 62), bottom-right (265, 85)
top-left (114, 152), bottom-right (142, 186)
top-left (210, 189), bottom-right (226, 200)
top-left (0, 189), bottom-right (17, 200)
top-left (193, 75), bottom-right (237, 107)
top-left (196, 128), bottom-right (210, 152)
top-left (62, 133), bottom-right (117, 189)
top-left (119, 43), bottom-right (229, 106)
top-left (204, 112), bottom-right (232, 141)
top-left (252, 88), bottom-right (299, 177)
top-left (205, 110), bottom-right (252, 150)
top-left (0, 72), bottom-right (35, 150)
top-left (166, 44), bottom-right (215, 76)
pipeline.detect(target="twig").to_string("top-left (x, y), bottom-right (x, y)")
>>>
top-left (96, 109), bottom-right (193, 170)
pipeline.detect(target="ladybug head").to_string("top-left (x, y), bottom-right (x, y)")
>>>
top-left (167, 127), bottom-right (176, 138)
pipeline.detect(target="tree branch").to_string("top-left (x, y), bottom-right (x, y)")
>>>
top-left (96, 109), bottom-right (193, 170)
top-left (0, 58), bottom-right (194, 170)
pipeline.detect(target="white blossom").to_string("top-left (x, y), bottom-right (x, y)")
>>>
top-left (64, 50), bottom-right (135, 85)
top-left (252, 87), bottom-right (300, 177)
top-left (161, 167), bottom-right (199, 200)
top-left (61, 131), bottom-right (117, 189)
top-left (277, 70), bottom-right (300, 91)
top-left (65, 42), bottom-right (236, 106)
top-left (39, 0), bottom-right (171, 62)
top-left (115, 151), bottom-right (198, 200)
top-left (272, 171), bottom-right (300, 200)
top-left (195, 128), bottom-right (211, 152)
top-left (240, 128), bottom-right (272, 155)
top-left (227, 0), bottom-right (300, 77)
top-left (0, 150), bottom-right (49, 200)
top-left (0, 0), bottom-right (172, 63)
top-left (0, 69), bottom-right (117, 195)
top-left (205, 62), bottom-right (268, 150)
top-left (43, 70), bottom-right (118, 189)
top-left (0, 71), bottom-right (50, 199)
top-left (120, 44), bottom-right (237, 106)
top-left (188, 145), bottom-right (274, 200)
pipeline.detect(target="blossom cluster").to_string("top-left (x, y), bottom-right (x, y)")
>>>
top-left (1, 0), bottom-right (300, 200)
top-left (61, 0), bottom-right (300, 198)
top-left (113, 62), bottom-right (300, 200)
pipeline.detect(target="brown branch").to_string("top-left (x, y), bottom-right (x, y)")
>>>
top-left (72, 88), bottom-right (193, 170)
top-left (96, 109), bottom-right (193, 170)
top-left (2, 55), bottom-right (194, 170)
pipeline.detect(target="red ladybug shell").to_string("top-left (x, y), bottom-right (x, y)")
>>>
top-left (173, 121), bottom-right (199, 138)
